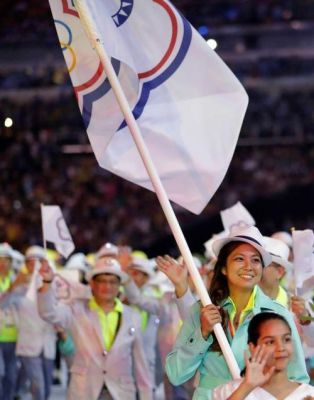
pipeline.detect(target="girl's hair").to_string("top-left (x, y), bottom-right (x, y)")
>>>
top-left (208, 241), bottom-right (264, 352)
top-left (248, 312), bottom-right (291, 345)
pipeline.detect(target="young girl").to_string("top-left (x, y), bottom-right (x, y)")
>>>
top-left (213, 312), bottom-right (314, 399)
top-left (164, 226), bottom-right (309, 399)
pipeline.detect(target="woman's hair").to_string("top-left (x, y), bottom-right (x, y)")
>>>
top-left (248, 312), bottom-right (291, 345)
top-left (210, 241), bottom-right (244, 304)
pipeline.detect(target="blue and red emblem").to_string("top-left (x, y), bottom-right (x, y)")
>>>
top-left (54, 0), bottom-right (192, 129)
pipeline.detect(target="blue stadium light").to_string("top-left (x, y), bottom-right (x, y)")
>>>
top-left (198, 25), bottom-right (209, 37)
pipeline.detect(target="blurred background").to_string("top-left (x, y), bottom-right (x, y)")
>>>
top-left (1, 0), bottom-right (314, 256)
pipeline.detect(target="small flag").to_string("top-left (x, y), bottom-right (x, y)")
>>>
top-left (41, 205), bottom-right (75, 258)
top-left (25, 260), bottom-right (41, 302)
top-left (292, 229), bottom-right (314, 294)
top-left (220, 201), bottom-right (255, 233)
top-left (48, 0), bottom-right (248, 214)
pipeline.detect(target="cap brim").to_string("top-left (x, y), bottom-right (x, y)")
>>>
top-left (271, 255), bottom-right (292, 271)
top-left (86, 268), bottom-right (128, 283)
top-left (128, 265), bottom-right (155, 278)
top-left (212, 237), bottom-right (272, 267)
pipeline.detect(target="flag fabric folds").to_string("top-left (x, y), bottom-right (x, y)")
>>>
top-left (48, 0), bottom-right (248, 214)
top-left (292, 229), bottom-right (314, 294)
top-left (41, 205), bottom-right (75, 258)
top-left (220, 201), bottom-right (255, 233)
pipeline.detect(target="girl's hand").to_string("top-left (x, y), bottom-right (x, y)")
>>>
top-left (200, 304), bottom-right (222, 339)
top-left (243, 345), bottom-right (275, 388)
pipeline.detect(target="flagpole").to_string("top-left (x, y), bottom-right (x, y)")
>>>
top-left (73, 0), bottom-right (240, 378)
top-left (290, 227), bottom-right (298, 296)
top-left (40, 203), bottom-right (48, 253)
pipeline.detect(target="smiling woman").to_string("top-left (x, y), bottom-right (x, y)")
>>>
top-left (165, 226), bottom-right (309, 400)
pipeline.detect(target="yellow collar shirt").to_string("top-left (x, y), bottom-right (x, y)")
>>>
top-left (88, 297), bottom-right (123, 351)
top-left (0, 272), bottom-right (12, 293)
top-left (0, 272), bottom-right (17, 342)
top-left (223, 286), bottom-right (257, 338)
top-left (276, 285), bottom-right (289, 308)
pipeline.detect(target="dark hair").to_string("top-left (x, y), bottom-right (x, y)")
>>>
top-left (210, 241), bottom-right (243, 304)
top-left (248, 312), bottom-right (291, 345)
top-left (208, 241), bottom-right (264, 352)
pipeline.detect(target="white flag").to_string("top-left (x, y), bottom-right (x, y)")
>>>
top-left (53, 270), bottom-right (91, 304)
top-left (220, 202), bottom-right (255, 233)
top-left (41, 205), bottom-right (75, 258)
top-left (25, 260), bottom-right (41, 302)
top-left (292, 229), bottom-right (314, 293)
top-left (48, 0), bottom-right (248, 214)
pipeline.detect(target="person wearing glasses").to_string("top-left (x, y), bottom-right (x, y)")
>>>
top-left (37, 257), bottom-right (153, 400)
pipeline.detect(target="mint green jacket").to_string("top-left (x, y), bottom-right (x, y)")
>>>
top-left (166, 286), bottom-right (309, 400)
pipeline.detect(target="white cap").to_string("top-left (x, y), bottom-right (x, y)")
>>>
top-left (0, 243), bottom-right (13, 258)
top-left (212, 226), bottom-right (272, 267)
top-left (86, 257), bottom-right (127, 282)
top-left (25, 245), bottom-right (47, 260)
top-left (177, 255), bottom-right (202, 270)
top-left (65, 253), bottom-right (90, 273)
top-left (263, 237), bottom-right (292, 271)
top-left (148, 270), bottom-right (174, 293)
top-left (128, 257), bottom-right (155, 278)
top-left (95, 243), bottom-right (119, 260)
top-left (11, 250), bottom-right (25, 271)
top-left (271, 231), bottom-right (293, 249)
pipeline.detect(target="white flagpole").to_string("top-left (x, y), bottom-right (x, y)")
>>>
top-left (73, 0), bottom-right (240, 378)
top-left (290, 227), bottom-right (298, 296)
top-left (40, 203), bottom-right (48, 253)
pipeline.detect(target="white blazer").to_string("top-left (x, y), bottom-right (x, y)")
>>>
top-left (38, 288), bottom-right (153, 400)
top-left (0, 287), bottom-right (56, 359)
top-left (124, 280), bottom-right (165, 386)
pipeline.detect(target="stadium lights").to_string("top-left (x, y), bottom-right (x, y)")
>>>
top-left (4, 117), bottom-right (13, 128)
top-left (207, 38), bottom-right (218, 50)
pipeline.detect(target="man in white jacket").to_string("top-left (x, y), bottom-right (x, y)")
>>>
top-left (0, 243), bottom-right (18, 400)
top-left (0, 245), bottom-right (56, 400)
top-left (38, 256), bottom-right (153, 400)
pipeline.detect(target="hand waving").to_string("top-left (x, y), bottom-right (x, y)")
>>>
top-left (243, 345), bottom-right (275, 388)
top-left (156, 255), bottom-right (188, 297)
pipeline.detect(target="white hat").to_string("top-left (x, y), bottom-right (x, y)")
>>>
top-left (263, 237), bottom-right (292, 271)
top-left (86, 257), bottom-right (127, 282)
top-left (271, 231), bottom-right (293, 249)
top-left (65, 253), bottom-right (90, 273)
top-left (0, 243), bottom-right (13, 258)
top-left (204, 231), bottom-right (228, 260)
top-left (177, 255), bottom-right (202, 270)
top-left (212, 226), bottom-right (272, 267)
top-left (95, 242), bottom-right (119, 260)
top-left (25, 245), bottom-right (47, 260)
top-left (11, 250), bottom-right (25, 271)
top-left (148, 270), bottom-right (174, 293)
top-left (128, 257), bottom-right (155, 278)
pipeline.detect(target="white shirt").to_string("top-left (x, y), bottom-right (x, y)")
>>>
top-left (213, 378), bottom-right (314, 400)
